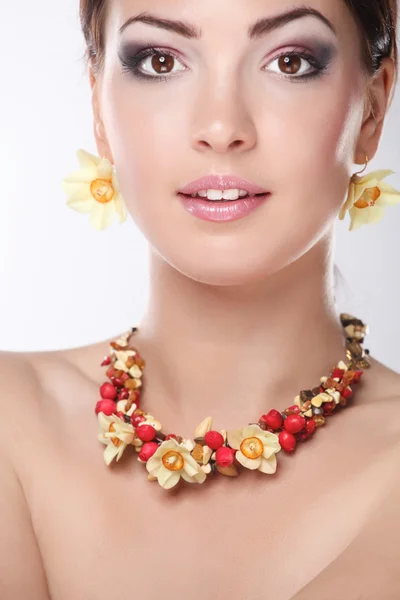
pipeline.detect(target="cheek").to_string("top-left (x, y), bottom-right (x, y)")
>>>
top-left (255, 74), bottom-right (364, 234)
top-left (101, 76), bottom-right (186, 218)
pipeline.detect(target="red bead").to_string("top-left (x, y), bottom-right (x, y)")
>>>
top-left (204, 431), bottom-right (224, 450)
top-left (120, 373), bottom-right (130, 382)
top-left (284, 414), bottom-right (306, 434)
top-left (287, 405), bottom-right (300, 414)
top-left (131, 414), bottom-right (146, 427)
top-left (111, 377), bottom-right (125, 388)
top-left (215, 446), bottom-right (235, 467)
top-left (341, 387), bottom-right (353, 400)
top-left (100, 382), bottom-right (117, 401)
top-left (138, 442), bottom-right (159, 462)
top-left (106, 367), bottom-right (117, 379)
top-left (165, 434), bottom-right (178, 440)
top-left (353, 370), bottom-right (364, 383)
top-left (332, 368), bottom-right (344, 379)
top-left (260, 409), bottom-right (283, 431)
top-left (118, 388), bottom-right (130, 400)
top-left (279, 430), bottom-right (297, 452)
top-left (305, 418), bottom-right (316, 435)
top-left (115, 411), bottom-right (125, 419)
top-left (101, 356), bottom-right (111, 367)
top-left (296, 418), bottom-right (317, 442)
top-left (323, 401), bottom-right (336, 415)
top-left (95, 399), bottom-right (116, 416)
top-left (136, 424), bottom-right (157, 442)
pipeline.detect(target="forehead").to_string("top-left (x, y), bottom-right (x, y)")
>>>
top-left (106, 0), bottom-right (358, 41)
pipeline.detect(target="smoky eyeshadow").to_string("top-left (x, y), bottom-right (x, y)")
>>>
top-left (310, 40), bottom-right (337, 65)
top-left (118, 37), bottom-right (338, 68)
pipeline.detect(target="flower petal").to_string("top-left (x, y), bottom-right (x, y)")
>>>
top-left (242, 424), bottom-right (264, 438)
top-left (97, 158), bottom-right (114, 179)
top-left (104, 443), bottom-right (120, 466)
top-left (66, 196), bottom-right (96, 214)
top-left (180, 469), bottom-right (197, 483)
top-left (183, 456), bottom-right (202, 478)
top-left (146, 455), bottom-right (162, 474)
top-left (163, 471), bottom-right (181, 489)
top-left (338, 183), bottom-right (355, 220)
top-left (113, 194), bottom-right (128, 223)
top-left (226, 428), bottom-right (244, 450)
top-left (115, 444), bottom-right (128, 462)
top-left (89, 200), bottom-right (115, 231)
top-left (366, 205), bottom-right (386, 225)
top-left (62, 167), bottom-right (98, 184)
top-left (357, 169), bottom-right (395, 185)
top-left (236, 450), bottom-right (262, 470)
top-left (76, 148), bottom-right (102, 169)
top-left (258, 454), bottom-right (277, 474)
top-left (376, 188), bottom-right (400, 206)
top-left (158, 469), bottom-right (181, 489)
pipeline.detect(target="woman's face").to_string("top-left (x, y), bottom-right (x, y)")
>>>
top-left (94, 0), bottom-right (369, 284)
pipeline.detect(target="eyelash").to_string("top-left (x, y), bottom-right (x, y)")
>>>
top-left (120, 46), bottom-right (331, 83)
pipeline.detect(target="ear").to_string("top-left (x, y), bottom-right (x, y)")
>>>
top-left (89, 64), bottom-right (114, 163)
top-left (354, 57), bottom-right (396, 164)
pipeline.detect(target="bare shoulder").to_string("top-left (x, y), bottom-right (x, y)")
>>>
top-left (0, 351), bottom-right (51, 598)
top-left (365, 354), bottom-right (400, 407)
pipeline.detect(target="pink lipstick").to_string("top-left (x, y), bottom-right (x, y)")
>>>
top-left (177, 174), bottom-right (270, 222)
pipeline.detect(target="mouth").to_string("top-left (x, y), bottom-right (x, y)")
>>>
top-left (178, 192), bottom-right (270, 202)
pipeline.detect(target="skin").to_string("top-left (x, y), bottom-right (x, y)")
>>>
top-left (1, 1), bottom-right (400, 599)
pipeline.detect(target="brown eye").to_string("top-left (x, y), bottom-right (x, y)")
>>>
top-left (278, 54), bottom-right (302, 75)
top-left (264, 51), bottom-right (320, 79)
top-left (151, 53), bottom-right (175, 74)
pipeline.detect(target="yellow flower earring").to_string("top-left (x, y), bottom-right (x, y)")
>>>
top-left (62, 149), bottom-right (128, 231)
top-left (338, 153), bottom-right (400, 231)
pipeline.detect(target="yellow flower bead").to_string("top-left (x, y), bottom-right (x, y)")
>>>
top-left (338, 169), bottom-right (400, 231)
top-left (62, 149), bottom-right (128, 231)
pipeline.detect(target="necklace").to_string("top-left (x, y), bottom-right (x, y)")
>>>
top-left (96, 313), bottom-right (371, 490)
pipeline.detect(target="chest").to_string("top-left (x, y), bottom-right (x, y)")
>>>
top-left (20, 413), bottom-right (400, 600)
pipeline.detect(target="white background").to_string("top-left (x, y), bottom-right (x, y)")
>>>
top-left (0, 3), bottom-right (399, 372)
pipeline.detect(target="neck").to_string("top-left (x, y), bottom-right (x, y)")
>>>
top-left (133, 233), bottom-right (347, 436)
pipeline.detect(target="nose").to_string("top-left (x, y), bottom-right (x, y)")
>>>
top-left (190, 86), bottom-right (258, 154)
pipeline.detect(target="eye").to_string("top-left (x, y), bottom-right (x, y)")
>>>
top-left (264, 50), bottom-right (325, 80)
top-left (121, 48), bottom-right (187, 80)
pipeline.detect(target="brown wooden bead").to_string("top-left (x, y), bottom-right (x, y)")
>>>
top-left (191, 444), bottom-right (204, 463)
top-left (125, 379), bottom-right (138, 390)
top-left (313, 415), bottom-right (326, 428)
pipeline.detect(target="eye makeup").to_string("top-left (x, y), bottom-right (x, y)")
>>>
top-left (117, 39), bottom-right (337, 84)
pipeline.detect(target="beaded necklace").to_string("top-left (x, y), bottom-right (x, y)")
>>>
top-left (96, 313), bottom-right (370, 490)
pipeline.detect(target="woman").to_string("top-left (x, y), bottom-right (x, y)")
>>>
top-left (1, 1), bottom-right (400, 598)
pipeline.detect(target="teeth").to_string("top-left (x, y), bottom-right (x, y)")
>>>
top-left (190, 189), bottom-right (250, 201)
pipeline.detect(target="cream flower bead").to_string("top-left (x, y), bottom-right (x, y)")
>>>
top-left (146, 438), bottom-right (207, 489)
top-left (338, 169), bottom-right (400, 231)
top-left (227, 424), bottom-right (281, 474)
top-left (62, 149), bottom-right (128, 231)
top-left (98, 412), bottom-right (142, 466)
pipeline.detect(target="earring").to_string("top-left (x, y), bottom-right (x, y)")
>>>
top-left (61, 149), bottom-right (128, 231)
top-left (338, 152), bottom-right (400, 231)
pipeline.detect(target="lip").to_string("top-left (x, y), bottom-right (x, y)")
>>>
top-left (177, 174), bottom-right (269, 196)
top-left (178, 192), bottom-right (270, 222)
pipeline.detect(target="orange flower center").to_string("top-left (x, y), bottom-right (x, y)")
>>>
top-left (354, 186), bottom-right (380, 209)
top-left (109, 423), bottom-right (122, 447)
top-left (162, 450), bottom-right (184, 471)
top-left (240, 436), bottom-right (264, 460)
top-left (90, 178), bottom-right (115, 204)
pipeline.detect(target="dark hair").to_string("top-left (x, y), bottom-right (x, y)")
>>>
top-left (80, 0), bottom-right (399, 81)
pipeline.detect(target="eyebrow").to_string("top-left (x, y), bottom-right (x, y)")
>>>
top-left (118, 6), bottom-right (337, 39)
